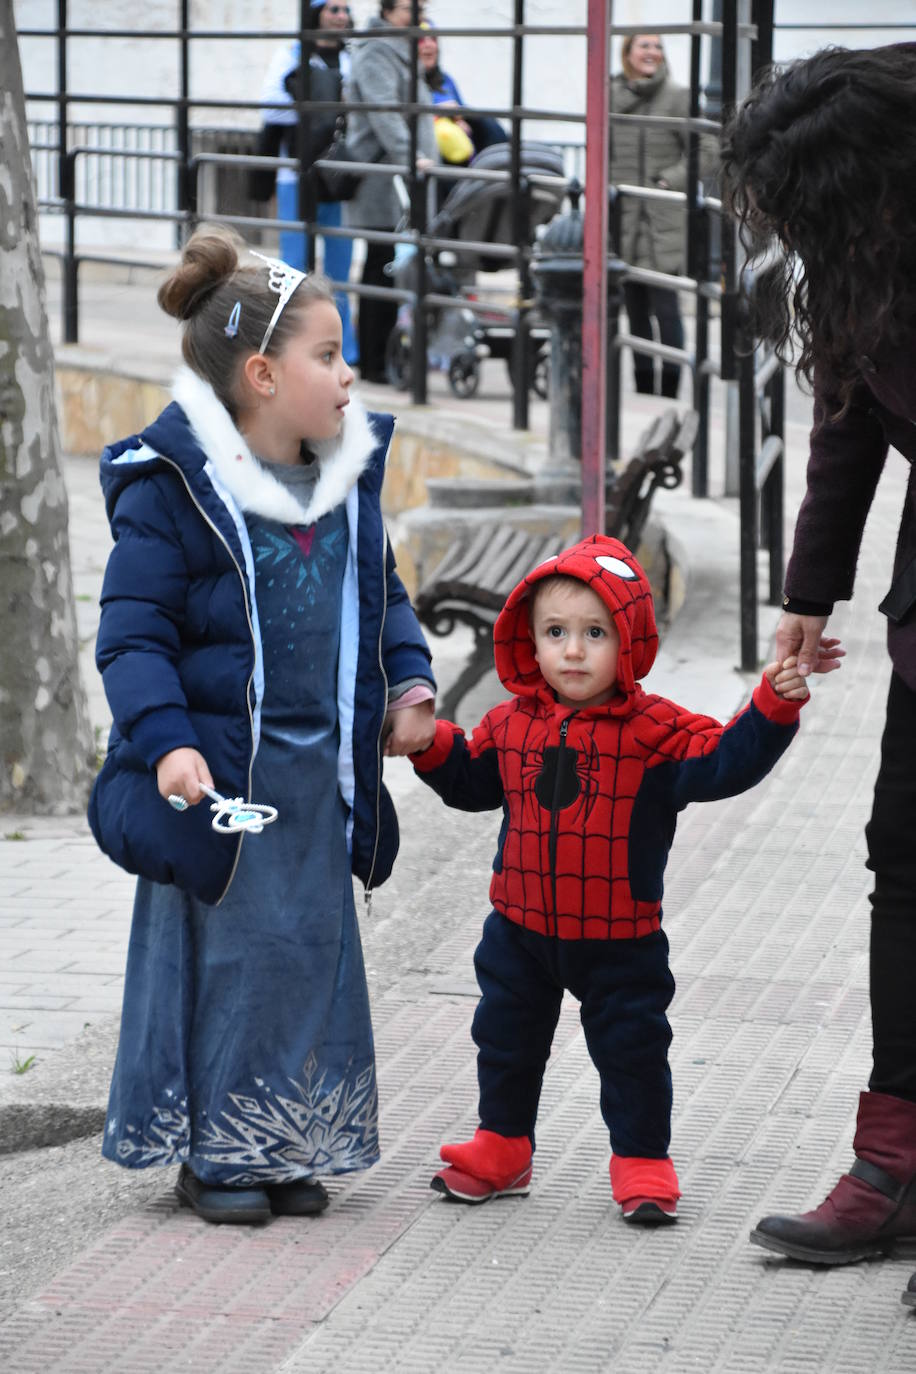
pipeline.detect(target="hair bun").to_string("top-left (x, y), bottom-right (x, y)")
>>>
top-left (158, 228), bottom-right (241, 321)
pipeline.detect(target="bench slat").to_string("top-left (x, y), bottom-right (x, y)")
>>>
top-left (415, 405), bottom-right (698, 713)
top-left (424, 523), bottom-right (495, 589)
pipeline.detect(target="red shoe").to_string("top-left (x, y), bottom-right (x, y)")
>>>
top-left (431, 1128), bottom-right (532, 1204)
top-left (610, 1154), bottom-right (681, 1226)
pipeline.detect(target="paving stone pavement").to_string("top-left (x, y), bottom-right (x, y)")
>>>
top-left (2, 290), bottom-right (916, 1368)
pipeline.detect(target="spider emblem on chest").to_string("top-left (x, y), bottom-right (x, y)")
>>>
top-left (523, 723), bottom-right (603, 823)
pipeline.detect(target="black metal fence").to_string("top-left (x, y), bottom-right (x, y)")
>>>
top-left (21, 1), bottom-right (794, 668)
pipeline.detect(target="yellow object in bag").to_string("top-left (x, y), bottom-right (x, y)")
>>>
top-left (434, 116), bottom-right (474, 165)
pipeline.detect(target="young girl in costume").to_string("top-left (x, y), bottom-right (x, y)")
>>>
top-left (89, 228), bottom-right (435, 1224)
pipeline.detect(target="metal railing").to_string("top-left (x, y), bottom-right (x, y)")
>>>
top-left (21, 2), bottom-right (789, 668)
top-left (21, 0), bottom-right (591, 435)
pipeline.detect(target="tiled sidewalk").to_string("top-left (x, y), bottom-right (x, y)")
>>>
top-left (2, 337), bottom-right (916, 1366)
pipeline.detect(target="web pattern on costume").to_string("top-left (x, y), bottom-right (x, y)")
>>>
top-left (477, 538), bottom-right (738, 938)
top-left (473, 691), bottom-right (732, 941)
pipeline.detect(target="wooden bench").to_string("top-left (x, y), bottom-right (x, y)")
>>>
top-left (415, 407), bottom-right (698, 717)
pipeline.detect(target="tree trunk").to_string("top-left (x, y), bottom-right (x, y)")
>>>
top-left (0, 1), bottom-right (94, 813)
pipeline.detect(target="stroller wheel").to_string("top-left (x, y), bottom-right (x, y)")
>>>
top-left (385, 327), bottom-right (412, 390)
top-left (532, 349), bottom-right (549, 400)
top-left (504, 347), bottom-right (549, 399)
top-left (448, 352), bottom-right (480, 399)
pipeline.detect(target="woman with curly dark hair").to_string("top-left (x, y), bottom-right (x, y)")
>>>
top-left (721, 43), bottom-right (916, 1306)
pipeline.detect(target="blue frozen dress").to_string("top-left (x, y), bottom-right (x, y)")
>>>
top-left (103, 463), bottom-right (379, 1185)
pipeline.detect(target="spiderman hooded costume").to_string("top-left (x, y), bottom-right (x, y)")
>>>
top-left (411, 535), bottom-right (806, 1220)
top-left (413, 534), bottom-right (803, 940)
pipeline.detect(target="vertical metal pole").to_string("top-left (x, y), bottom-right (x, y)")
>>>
top-left (581, 0), bottom-right (610, 535)
top-left (297, 0), bottom-right (317, 272)
top-left (693, 209), bottom-right (711, 495)
top-left (766, 366), bottom-right (785, 604)
top-left (687, 0), bottom-right (707, 497)
top-left (605, 257), bottom-right (624, 466)
top-left (754, 0), bottom-right (781, 609)
top-left (409, 0), bottom-right (428, 404)
top-left (605, 187), bottom-right (622, 465)
top-left (176, 0), bottom-right (190, 247)
top-left (738, 338), bottom-right (758, 670)
top-left (719, 0), bottom-right (737, 380)
top-left (509, 0), bottom-right (530, 431)
top-left (411, 177), bottom-right (429, 405)
top-left (57, 0), bottom-right (78, 342)
top-left (751, 0), bottom-right (775, 81)
top-left (720, 0), bottom-right (742, 498)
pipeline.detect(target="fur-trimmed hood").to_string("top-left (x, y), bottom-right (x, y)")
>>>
top-left (101, 367), bottom-right (379, 529)
top-left (171, 367), bottom-right (377, 527)
top-left (492, 534), bottom-right (659, 715)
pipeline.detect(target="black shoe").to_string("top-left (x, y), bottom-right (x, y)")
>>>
top-left (904, 1272), bottom-right (916, 1308)
top-left (174, 1164), bottom-right (272, 1225)
top-left (266, 1177), bottom-right (330, 1217)
top-left (621, 1198), bottom-right (678, 1226)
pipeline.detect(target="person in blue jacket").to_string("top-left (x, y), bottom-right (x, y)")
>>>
top-left (257, 1), bottom-right (359, 365)
top-left (89, 227), bottom-right (436, 1225)
top-left (417, 22), bottom-right (508, 161)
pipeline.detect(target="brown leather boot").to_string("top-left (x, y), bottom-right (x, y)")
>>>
top-left (750, 1091), bottom-right (916, 1265)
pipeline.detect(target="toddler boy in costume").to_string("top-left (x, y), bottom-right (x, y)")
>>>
top-left (409, 535), bottom-right (813, 1223)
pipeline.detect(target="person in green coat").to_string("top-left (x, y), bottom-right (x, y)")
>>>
top-left (610, 34), bottom-right (715, 398)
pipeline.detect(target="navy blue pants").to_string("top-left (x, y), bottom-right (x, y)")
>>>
top-left (471, 911), bottom-right (676, 1157)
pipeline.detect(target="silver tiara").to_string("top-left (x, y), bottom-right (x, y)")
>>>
top-left (249, 251), bottom-right (308, 354)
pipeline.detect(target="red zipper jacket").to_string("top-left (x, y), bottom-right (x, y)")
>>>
top-left (412, 535), bottom-right (804, 939)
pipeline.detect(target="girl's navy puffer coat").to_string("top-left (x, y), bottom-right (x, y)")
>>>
top-left (88, 369), bottom-right (434, 905)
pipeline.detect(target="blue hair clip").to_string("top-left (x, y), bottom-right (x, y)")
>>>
top-left (224, 301), bottom-right (241, 338)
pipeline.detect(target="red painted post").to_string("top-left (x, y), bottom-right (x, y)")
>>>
top-left (581, 0), bottom-right (611, 536)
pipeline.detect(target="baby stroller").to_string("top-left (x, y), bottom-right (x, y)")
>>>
top-left (384, 143), bottom-right (567, 398)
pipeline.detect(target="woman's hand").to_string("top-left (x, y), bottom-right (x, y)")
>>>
top-left (774, 613), bottom-right (844, 677)
top-left (155, 747), bottom-right (214, 806)
top-left (383, 700), bottom-right (436, 756)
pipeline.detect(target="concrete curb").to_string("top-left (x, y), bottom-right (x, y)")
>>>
top-left (0, 1019), bottom-right (119, 1154)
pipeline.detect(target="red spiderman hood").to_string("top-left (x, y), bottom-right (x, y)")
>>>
top-left (493, 534), bottom-right (659, 714)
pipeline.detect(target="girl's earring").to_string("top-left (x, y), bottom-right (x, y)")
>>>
top-left (268, 385), bottom-right (276, 396)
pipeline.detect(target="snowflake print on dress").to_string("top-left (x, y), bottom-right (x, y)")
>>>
top-left (107, 1096), bottom-right (191, 1166)
top-left (252, 523), bottom-right (348, 605)
top-left (195, 1052), bottom-right (379, 1184)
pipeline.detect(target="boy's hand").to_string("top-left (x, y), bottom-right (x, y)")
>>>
top-left (155, 747), bottom-right (214, 806)
top-left (383, 700), bottom-right (436, 757)
top-left (764, 655), bottom-right (810, 701)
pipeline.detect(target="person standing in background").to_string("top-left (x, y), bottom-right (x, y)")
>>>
top-left (418, 22), bottom-right (508, 161)
top-left (257, 0), bottom-right (358, 365)
top-left (610, 34), bottom-right (715, 399)
top-left (344, 0), bottom-right (438, 384)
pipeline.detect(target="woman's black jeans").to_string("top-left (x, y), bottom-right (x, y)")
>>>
top-left (357, 240), bottom-right (398, 382)
top-left (865, 670), bottom-right (916, 1103)
top-left (623, 282), bottom-right (684, 398)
